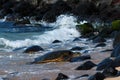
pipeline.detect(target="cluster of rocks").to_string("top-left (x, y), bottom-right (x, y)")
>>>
top-left (19, 19), bottom-right (120, 79)
top-left (0, 0), bottom-right (120, 24)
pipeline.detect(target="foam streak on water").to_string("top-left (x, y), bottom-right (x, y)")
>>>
top-left (0, 15), bottom-right (80, 51)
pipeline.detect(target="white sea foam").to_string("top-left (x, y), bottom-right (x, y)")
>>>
top-left (0, 15), bottom-right (80, 50)
top-left (0, 17), bottom-right (6, 22)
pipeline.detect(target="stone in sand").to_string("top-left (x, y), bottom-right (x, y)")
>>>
top-left (112, 56), bottom-right (120, 67)
top-left (70, 46), bottom-right (84, 51)
top-left (96, 58), bottom-right (113, 71)
top-left (92, 36), bottom-right (106, 43)
top-left (52, 40), bottom-right (61, 43)
top-left (111, 43), bottom-right (120, 57)
top-left (75, 61), bottom-right (96, 70)
top-left (102, 67), bottom-right (118, 77)
top-left (55, 73), bottom-right (69, 80)
top-left (113, 31), bottom-right (120, 48)
top-left (24, 45), bottom-right (44, 53)
top-left (88, 72), bottom-right (105, 80)
top-left (95, 43), bottom-right (106, 47)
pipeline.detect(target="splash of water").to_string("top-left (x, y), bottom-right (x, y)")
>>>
top-left (0, 15), bottom-right (80, 50)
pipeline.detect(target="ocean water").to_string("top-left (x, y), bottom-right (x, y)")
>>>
top-left (0, 15), bottom-right (80, 52)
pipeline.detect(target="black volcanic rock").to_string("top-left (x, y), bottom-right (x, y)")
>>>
top-left (55, 73), bottom-right (69, 80)
top-left (113, 31), bottom-right (120, 48)
top-left (93, 36), bottom-right (106, 43)
top-left (88, 72), bottom-right (105, 80)
top-left (13, 1), bottom-right (35, 16)
top-left (96, 58), bottom-right (113, 71)
top-left (111, 43), bottom-right (120, 57)
top-left (70, 46), bottom-right (84, 51)
top-left (52, 40), bottom-right (61, 43)
top-left (24, 45), bottom-right (44, 53)
top-left (95, 43), bottom-right (106, 47)
top-left (75, 61), bottom-right (96, 70)
top-left (113, 56), bottom-right (120, 67)
top-left (73, 0), bottom-right (98, 20)
top-left (42, 0), bottom-right (72, 22)
top-left (102, 67), bottom-right (118, 77)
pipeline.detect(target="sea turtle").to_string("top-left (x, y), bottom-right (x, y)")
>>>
top-left (30, 50), bottom-right (81, 64)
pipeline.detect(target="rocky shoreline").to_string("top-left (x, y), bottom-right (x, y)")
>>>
top-left (0, 0), bottom-right (120, 80)
top-left (0, 0), bottom-right (120, 24)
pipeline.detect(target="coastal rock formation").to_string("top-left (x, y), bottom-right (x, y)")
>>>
top-left (55, 73), bottom-right (69, 80)
top-left (24, 45), bottom-right (44, 53)
top-left (111, 43), bottom-right (120, 57)
top-left (88, 72), bottom-right (105, 80)
top-left (0, 0), bottom-right (119, 23)
top-left (96, 58), bottom-right (113, 71)
top-left (75, 61), bottom-right (96, 70)
top-left (102, 66), bottom-right (118, 77)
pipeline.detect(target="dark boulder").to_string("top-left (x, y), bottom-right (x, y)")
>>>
top-left (113, 31), bottom-right (120, 48)
top-left (111, 43), bottom-right (120, 57)
top-left (76, 23), bottom-right (94, 37)
top-left (42, 0), bottom-right (72, 22)
top-left (95, 43), bottom-right (106, 47)
top-left (102, 67), bottom-right (118, 77)
top-left (0, 8), bottom-right (13, 17)
top-left (13, 1), bottom-right (35, 16)
top-left (113, 56), bottom-right (120, 67)
top-left (70, 46), bottom-right (84, 51)
top-left (88, 72), bottom-right (105, 80)
top-left (70, 55), bottom-right (91, 62)
top-left (73, 37), bottom-right (81, 42)
top-left (75, 61), bottom-right (96, 70)
top-left (0, 0), bottom-right (8, 9)
top-left (31, 3), bottom-right (52, 20)
top-left (73, 0), bottom-right (98, 20)
top-left (92, 36), bottom-right (106, 43)
top-left (52, 40), bottom-right (61, 43)
top-left (55, 73), bottom-right (69, 80)
top-left (96, 58), bottom-right (113, 71)
top-left (24, 45), bottom-right (44, 53)
top-left (2, 1), bottom-right (16, 9)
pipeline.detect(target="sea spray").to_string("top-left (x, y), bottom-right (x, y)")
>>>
top-left (0, 15), bottom-right (80, 51)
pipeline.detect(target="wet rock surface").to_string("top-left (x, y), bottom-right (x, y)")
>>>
top-left (24, 45), bottom-right (44, 53)
top-left (0, 0), bottom-right (119, 23)
top-left (75, 61), bottom-right (96, 70)
top-left (96, 58), bottom-right (113, 71)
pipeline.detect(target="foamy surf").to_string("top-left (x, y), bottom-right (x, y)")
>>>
top-left (0, 15), bottom-right (80, 51)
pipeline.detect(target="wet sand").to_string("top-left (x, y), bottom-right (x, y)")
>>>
top-left (0, 51), bottom-right (112, 80)
top-left (0, 39), bottom-right (117, 80)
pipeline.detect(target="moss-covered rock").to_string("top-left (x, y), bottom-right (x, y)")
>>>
top-left (76, 23), bottom-right (94, 37)
top-left (111, 20), bottom-right (120, 31)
